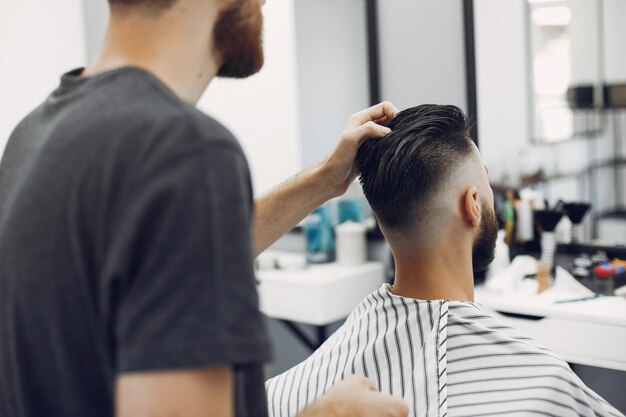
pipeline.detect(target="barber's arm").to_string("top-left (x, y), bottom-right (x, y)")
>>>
top-left (253, 101), bottom-right (398, 255)
top-left (115, 367), bottom-right (233, 417)
top-left (116, 371), bottom-right (408, 417)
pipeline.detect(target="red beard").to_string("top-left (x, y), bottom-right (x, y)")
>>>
top-left (213, 0), bottom-right (264, 78)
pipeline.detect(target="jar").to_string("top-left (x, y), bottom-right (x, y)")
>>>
top-left (593, 263), bottom-right (615, 295)
top-left (335, 221), bottom-right (367, 266)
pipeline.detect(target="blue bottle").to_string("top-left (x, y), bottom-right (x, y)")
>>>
top-left (304, 205), bottom-right (335, 264)
top-left (338, 199), bottom-right (364, 224)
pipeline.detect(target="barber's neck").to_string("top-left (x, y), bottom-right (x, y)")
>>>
top-left (387, 233), bottom-right (475, 302)
top-left (83, 3), bottom-right (220, 104)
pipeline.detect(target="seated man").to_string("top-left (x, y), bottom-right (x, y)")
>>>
top-left (265, 104), bottom-right (623, 417)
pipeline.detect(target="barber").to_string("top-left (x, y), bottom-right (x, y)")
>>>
top-left (0, 0), bottom-right (408, 417)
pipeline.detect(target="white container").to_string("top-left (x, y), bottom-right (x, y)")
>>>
top-left (516, 199), bottom-right (534, 242)
top-left (555, 216), bottom-right (572, 243)
top-left (486, 229), bottom-right (510, 280)
top-left (335, 221), bottom-right (367, 266)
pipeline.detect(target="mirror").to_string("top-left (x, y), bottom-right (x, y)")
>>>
top-left (527, 0), bottom-right (604, 143)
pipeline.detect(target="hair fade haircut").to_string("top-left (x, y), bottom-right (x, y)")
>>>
top-left (355, 104), bottom-right (474, 231)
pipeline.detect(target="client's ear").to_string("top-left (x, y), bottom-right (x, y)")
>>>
top-left (463, 186), bottom-right (481, 227)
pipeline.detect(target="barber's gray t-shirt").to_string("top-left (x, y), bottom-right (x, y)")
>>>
top-left (0, 67), bottom-right (272, 417)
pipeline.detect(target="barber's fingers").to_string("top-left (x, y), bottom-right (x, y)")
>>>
top-left (372, 392), bottom-right (409, 417)
top-left (373, 115), bottom-right (392, 125)
top-left (342, 121), bottom-right (391, 147)
top-left (308, 376), bottom-right (409, 417)
top-left (346, 101), bottom-right (399, 130)
top-left (343, 376), bottom-right (408, 417)
top-left (343, 374), bottom-right (377, 391)
top-left (368, 390), bottom-right (410, 417)
top-left (333, 376), bottom-right (409, 417)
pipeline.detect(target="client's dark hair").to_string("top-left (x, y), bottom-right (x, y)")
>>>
top-left (355, 104), bottom-right (474, 231)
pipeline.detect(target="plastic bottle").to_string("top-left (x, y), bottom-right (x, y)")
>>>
top-left (304, 205), bottom-right (334, 264)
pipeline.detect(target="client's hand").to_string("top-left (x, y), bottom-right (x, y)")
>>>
top-left (298, 375), bottom-right (409, 417)
top-left (318, 101), bottom-right (398, 197)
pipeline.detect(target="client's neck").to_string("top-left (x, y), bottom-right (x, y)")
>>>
top-left (388, 239), bottom-right (475, 302)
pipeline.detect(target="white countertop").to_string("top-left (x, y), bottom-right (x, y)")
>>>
top-left (256, 253), bottom-right (385, 326)
top-left (475, 284), bottom-right (626, 371)
top-left (475, 285), bottom-right (626, 327)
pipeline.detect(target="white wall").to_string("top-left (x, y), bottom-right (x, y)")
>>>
top-left (82, 0), bottom-right (110, 63)
top-left (604, 0), bottom-right (626, 211)
top-left (474, 0), bottom-right (530, 185)
top-left (569, 0), bottom-right (601, 86)
top-left (603, 0), bottom-right (626, 84)
top-left (294, 0), bottom-right (369, 167)
top-left (0, 1), bottom-right (87, 156)
top-left (377, 0), bottom-right (467, 111)
top-left (198, 0), bottom-right (301, 196)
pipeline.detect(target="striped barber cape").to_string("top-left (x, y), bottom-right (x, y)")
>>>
top-left (266, 284), bottom-right (623, 417)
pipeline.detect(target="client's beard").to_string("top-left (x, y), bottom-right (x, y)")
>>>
top-left (472, 200), bottom-right (499, 272)
top-left (213, 0), bottom-right (264, 78)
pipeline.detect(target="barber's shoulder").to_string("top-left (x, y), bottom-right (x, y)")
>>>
top-left (152, 102), bottom-right (244, 158)
top-left (131, 106), bottom-right (250, 185)
top-left (188, 108), bottom-right (243, 152)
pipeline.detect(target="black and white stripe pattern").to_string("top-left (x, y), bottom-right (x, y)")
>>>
top-left (266, 285), bottom-right (623, 417)
top-left (445, 303), bottom-right (623, 417)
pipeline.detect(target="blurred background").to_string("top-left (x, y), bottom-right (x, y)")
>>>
top-left (1, 0), bottom-right (625, 413)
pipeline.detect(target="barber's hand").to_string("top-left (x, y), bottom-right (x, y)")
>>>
top-left (319, 101), bottom-right (398, 197)
top-left (298, 375), bottom-right (409, 417)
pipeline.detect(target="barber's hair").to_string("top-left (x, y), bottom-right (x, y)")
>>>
top-left (355, 104), bottom-right (474, 231)
top-left (108, 0), bottom-right (177, 12)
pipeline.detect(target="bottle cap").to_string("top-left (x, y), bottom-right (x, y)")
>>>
top-left (335, 221), bottom-right (366, 235)
top-left (594, 263), bottom-right (616, 279)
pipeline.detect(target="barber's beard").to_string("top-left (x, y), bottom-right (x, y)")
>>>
top-left (472, 200), bottom-right (498, 272)
top-left (213, 0), bottom-right (264, 78)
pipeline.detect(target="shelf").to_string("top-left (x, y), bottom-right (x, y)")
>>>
top-left (587, 158), bottom-right (626, 172)
top-left (556, 242), bottom-right (626, 258)
top-left (530, 129), bottom-right (605, 146)
top-left (521, 171), bottom-right (584, 186)
top-left (519, 158), bottom-right (626, 187)
top-left (569, 105), bottom-right (626, 111)
top-left (597, 210), bottom-right (626, 221)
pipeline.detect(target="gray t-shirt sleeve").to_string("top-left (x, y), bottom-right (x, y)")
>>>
top-left (107, 142), bottom-right (271, 373)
